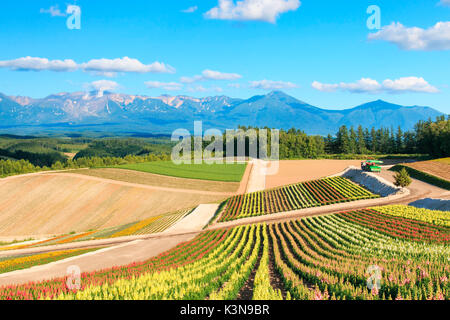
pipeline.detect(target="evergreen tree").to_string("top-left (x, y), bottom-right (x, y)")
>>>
top-left (357, 125), bottom-right (366, 154)
top-left (370, 127), bottom-right (377, 153)
top-left (336, 125), bottom-right (351, 154)
top-left (394, 168), bottom-right (412, 188)
top-left (349, 127), bottom-right (357, 154)
top-left (396, 126), bottom-right (404, 154)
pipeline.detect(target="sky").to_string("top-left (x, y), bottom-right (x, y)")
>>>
top-left (0, 0), bottom-right (449, 113)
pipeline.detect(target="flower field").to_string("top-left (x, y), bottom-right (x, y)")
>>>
top-left (0, 209), bottom-right (191, 252)
top-left (219, 176), bottom-right (378, 222)
top-left (373, 205), bottom-right (450, 227)
top-left (0, 206), bottom-right (448, 300)
top-left (0, 248), bottom-right (97, 274)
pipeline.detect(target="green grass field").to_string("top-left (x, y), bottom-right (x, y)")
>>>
top-left (113, 161), bottom-right (247, 182)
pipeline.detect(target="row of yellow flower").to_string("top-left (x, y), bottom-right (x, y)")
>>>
top-left (0, 248), bottom-right (95, 274)
top-left (373, 205), bottom-right (450, 227)
top-left (110, 216), bottom-right (162, 238)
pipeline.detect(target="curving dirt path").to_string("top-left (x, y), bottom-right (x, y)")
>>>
top-left (46, 172), bottom-right (234, 196)
top-left (0, 233), bottom-right (196, 286)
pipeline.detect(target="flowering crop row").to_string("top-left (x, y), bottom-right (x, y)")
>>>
top-left (372, 205), bottom-right (450, 227)
top-left (0, 248), bottom-right (96, 275)
top-left (0, 209), bottom-right (191, 252)
top-left (0, 206), bottom-right (447, 300)
top-left (0, 228), bottom-right (229, 300)
top-left (270, 213), bottom-right (449, 300)
top-left (219, 176), bottom-right (378, 222)
top-left (337, 209), bottom-right (450, 243)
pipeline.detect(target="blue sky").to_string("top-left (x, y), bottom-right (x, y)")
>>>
top-left (0, 0), bottom-right (449, 113)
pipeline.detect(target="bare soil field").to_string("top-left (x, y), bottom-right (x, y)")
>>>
top-left (265, 160), bottom-right (362, 189)
top-left (70, 168), bottom-right (240, 193)
top-left (405, 160), bottom-right (450, 181)
top-left (0, 173), bottom-right (226, 237)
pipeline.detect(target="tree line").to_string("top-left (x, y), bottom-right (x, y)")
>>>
top-left (327, 115), bottom-right (449, 157)
top-left (0, 153), bottom-right (170, 178)
top-left (236, 116), bottom-right (449, 159)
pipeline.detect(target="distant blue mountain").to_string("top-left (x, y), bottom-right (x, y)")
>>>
top-left (0, 90), bottom-right (445, 135)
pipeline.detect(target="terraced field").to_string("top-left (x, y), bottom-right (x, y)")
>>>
top-left (219, 176), bottom-right (378, 222)
top-left (0, 209), bottom-right (192, 251)
top-left (70, 168), bottom-right (241, 193)
top-left (0, 173), bottom-right (222, 237)
top-left (1, 206), bottom-right (448, 300)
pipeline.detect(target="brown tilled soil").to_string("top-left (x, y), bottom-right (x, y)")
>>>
top-left (406, 161), bottom-right (450, 181)
top-left (0, 173), bottom-right (226, 237)
top-left (266, 160), bottom-right (362, 189)
top-left (69, 168), bottom-right (240, 193)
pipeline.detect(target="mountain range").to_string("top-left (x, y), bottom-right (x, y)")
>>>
top-left (0, 90), bottom-right (445, 136)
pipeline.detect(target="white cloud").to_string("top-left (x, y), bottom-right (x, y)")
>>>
top-left (339, 78), bottom-right (382, 93)
top-left (311, 81), bottom-right (338, 92)
top-left (182, 6), bottom-right (198, 13)
top-left (205, 0), bottom-right (301, 23)
top-left (0, 56), bottom-right (175, 76)
top-left (181, 69), bottom-right (242, 83)
top-left (145, 81), bottom-right (183, 91)
top-left (81, 57), bottom-right (175, 76)
top-left (89, 80), bottom-right (120, 97)
top-left (438, 0), bottom-right (450, 7)
top-left (312, 77), bottom-right (439, 94)
top-left (250, 79), bottom-right (298, 90)
top-left (228, 83), bottom-right (242, 88)
top-left (40, 5), bottom-right (66, 17)
top-left (368, 21), bottom-right (450, 51)
top-left (0, 56), bottom-right (77, 72)
top-left (382, 77), bottom-right (439, 93)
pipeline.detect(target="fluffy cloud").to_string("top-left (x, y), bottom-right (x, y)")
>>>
top-left (88, 80), bottom-right (120, 97)
top-left (0, 56), bottom-right (175, 76)
top-left (368, 21), bottom-right (450, 51)
top-left (181, 69), bottom-right (242, 83)
top-left (40, 5), bottom-right (66, 17)
top-left (81, 57), bottom-right (175, 76)
top-left (311, 81), bottom-right (339, 92)
top-left (145, 81), bottom-right (183, 91)
top-left (382, 77), bottom-right (439, 93)
top-left (250, 79), bottom-right (298, 90)
top-left (312, 77), bottom-right (439, 94)
top-left (182, 6), bottom-right (198, 13)
top-left (205, 0), bottom-right (301, 23)
top-left (0, 56), bottom-right (77, 72)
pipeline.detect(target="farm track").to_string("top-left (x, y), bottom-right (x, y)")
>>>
top-left (46, 172), bottom-right (234, 196)
top-left (0, 233), bottom-right (197, 286)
